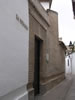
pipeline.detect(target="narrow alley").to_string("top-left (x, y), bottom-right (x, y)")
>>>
top-left (1, 0), bottom-right (75, 100)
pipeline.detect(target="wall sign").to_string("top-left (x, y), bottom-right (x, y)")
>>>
top-left (16, 14), bottom-right (28, 30)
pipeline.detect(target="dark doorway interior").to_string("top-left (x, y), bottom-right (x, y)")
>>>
top-left (34, 37), bottom-right (41, 96)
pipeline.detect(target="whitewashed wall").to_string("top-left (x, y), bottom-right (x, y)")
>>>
top-left (65, 56), bottom-right (72, 74)
top-left (71, 53), bottom-right (75, 74)
top-left (0, 0), bottom-right (29, 99)
top-left (65, 53), bottom-right (75, 75)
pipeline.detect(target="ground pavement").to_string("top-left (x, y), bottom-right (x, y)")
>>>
top-left (65, 75), bottom-right (75, 100)
top-left (35, 75), bottom-right (73, 100)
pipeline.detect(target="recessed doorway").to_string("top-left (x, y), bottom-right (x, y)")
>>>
top-left (34, 37), bottom-right (42, 96)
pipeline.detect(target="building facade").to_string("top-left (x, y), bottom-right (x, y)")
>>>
top-left (28, 0), bottom-right (66, 100)
top-left (65, 43), bottom-right (75, 75)
top-left (65, 55), bottom-right (72, 74)
top-left (65, 52), bottom-right (75, 75)
top-left (0, 0), bottom-right (29, 100)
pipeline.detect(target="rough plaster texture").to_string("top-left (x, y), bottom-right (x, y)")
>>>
top-left (47, 10), bottom-right (65, 77)
top-left (28, 1), bottom-right (66, 99)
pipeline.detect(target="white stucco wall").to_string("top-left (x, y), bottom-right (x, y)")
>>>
top-left (0, 0), bottom-right (29, 99)
top-left (71, 53), bottom-right (75, 74)
top-left (65, 53), bottom-right (75, 75)
top-left (65, 56), bottom-right (72, 74)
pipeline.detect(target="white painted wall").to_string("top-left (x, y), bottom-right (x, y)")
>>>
top-left (65, 53), bottom-right (75, 75)
top-left (0, 0), bottom-right (29, 99)
top-left (71, 53), bottom-right (75, 74)
top-left (65, 56), bottom-right (72, 74)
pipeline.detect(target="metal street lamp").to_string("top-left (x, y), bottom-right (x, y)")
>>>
top-left (49, 0), bottom-right (52, 9)
top-left (72, 0), bottom-right (75, 18)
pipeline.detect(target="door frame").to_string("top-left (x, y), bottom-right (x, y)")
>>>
top-left (33, 36), bottom-right (43, 96)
